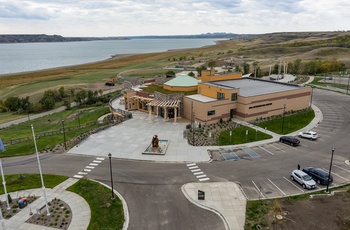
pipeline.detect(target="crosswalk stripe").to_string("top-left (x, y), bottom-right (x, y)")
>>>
top-left (73, 175), bottom-right (83, 178)
top-left (83, 169), bottom-right (91, 172)
top-left (96, 157), bottom-right (105, 160)
top-left (199, 178), bottom-right (210, 181)
top-left (90, 163), bottom-right (98, 166)
top-left (196, 174), bottom-right (207, 178)
top-left (189, 166), bottom-right (198, 169)
top-left (186, 163), bottom-right (196, 167)
top-left (93, 160), bottom-right (102, 163)
top-left (193, 172), bottom-right (204, 175)
top-left (86, 166), bottom-right (95, 169)
top-left (191, 169), bottom-right (201, 172)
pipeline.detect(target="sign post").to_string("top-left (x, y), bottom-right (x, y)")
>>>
top-left (198, 190), bottom-right (205, 200)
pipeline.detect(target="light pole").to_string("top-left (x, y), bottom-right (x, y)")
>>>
top-left (326, 147), bottom-right (335, 193)
top-left (108, 153), bottom-right (115, 199)
top-left (61, 120), bottom-right (67, 150)
top-left (346, 73), bottom-right (349, 95)
top-left (281, 104), bottom-right (286, 134)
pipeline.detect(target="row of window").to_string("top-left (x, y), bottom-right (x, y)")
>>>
top-left (217, 92), bottom-right (238, 101)
top-left (249, 103), bottom-right (272, 109)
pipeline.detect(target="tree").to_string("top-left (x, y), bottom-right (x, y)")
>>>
top-left (40, 95), bottom-right (55, 111)
top-left (196, 65), bottom-right (207, 76)
top-left (4, 96), bottom-right (21, 112)
top-left (165, 70), bottom-right (176, 76)
top-left (208, 60), bottom-right (216, 68)
top-left (252, 61), bottom-right (259, 77)
top-left (243, 62), bottom-right (250, 74)
top-left (188, 71), bottom-right (195, 77)
top-left (20, 96), bottom-right (32, 113)
top-left (58, 87), bottom-right (66, 98)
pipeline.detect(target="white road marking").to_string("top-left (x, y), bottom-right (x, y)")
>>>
top-left (73, 175), bottom-right (83, 178)
top-left (86, 166), bottom-right (95, 169)
top-left (193, 172), bottom-right (204, 175)
top-left (96, 157), bottom-right (105, 160)
top-left (199, 178), bottom-right (210, 182)
top-left (252, 181), bottom-right (265, 198)
top-left (268, 179), bottom-right (286, 196)
top-left (196, 175), bottom-right (207, 178)
top-left (186, 163), bottom-right (196, 167)
top-left (270, 144), bottom-right (286, 153)
top-left (334, 165), bottom-right (350, 173)
top-left (191, 169), bottom-right (201, 172)
top-left (89, 163), bottom-right (98, 166)
top-left (83, 169), bottom-right (91, 172)
top-left (259, 146), bottom-right (274, 155)
top-left (78, 172), bottom-right (87, 175)
top-left (93, 160), bottom-right (102, 163)
top-left (283, 176), bottom-right (305, 193)
top-left (189, 166), bottom-right (198, 169)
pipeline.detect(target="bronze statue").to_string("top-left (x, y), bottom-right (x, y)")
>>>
top-left (152, 135), bottom-right (159, 148)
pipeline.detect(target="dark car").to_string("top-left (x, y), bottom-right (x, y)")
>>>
top-left (302, 167), bottom-right (333, 185)
top-left (279, 136), bottom-right (300, 146)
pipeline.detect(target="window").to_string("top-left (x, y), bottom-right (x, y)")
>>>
top-left (207, 110), bottom-right (215, 116)
top-left (231, 93), bottom-right (237, 101)
top-left (217, 92), bottom-right (225, 100)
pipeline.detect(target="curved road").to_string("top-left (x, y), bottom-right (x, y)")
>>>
top-left (3, 88), bottom-right (350, 229)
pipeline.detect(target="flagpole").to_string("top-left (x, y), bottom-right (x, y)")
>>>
top-left (0, 159), bottom-right (10, 210)
top-left (31, 125), bottom-right (50, 216)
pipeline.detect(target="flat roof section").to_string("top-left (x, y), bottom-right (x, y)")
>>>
top-left (186, 94), bottom-right (217, 103)
top-left (204, 78), bottom-right (302, 97)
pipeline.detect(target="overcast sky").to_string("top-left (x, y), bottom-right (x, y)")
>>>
top-left (0, 0), bottom-right (349, 37)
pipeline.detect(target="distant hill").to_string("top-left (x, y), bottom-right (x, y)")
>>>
top-left (0, 33), bottom-right (248, 43)
top-left (0, 34), bottom-right (129, 43)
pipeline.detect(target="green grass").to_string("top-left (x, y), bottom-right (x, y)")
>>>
top-left (0, 174), bottom-right (68, 194)
top-left (245, 200), bottom-right (272, 229)
top-left (218, 126), bottom-right (273, 146)
top-left (255, 109), bottom-right (315, 135)
top-left (67, 179), bottom-right (124, 230)
top-left (0, 106), bottom-right (110, 157)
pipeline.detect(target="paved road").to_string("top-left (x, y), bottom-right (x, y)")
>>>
top-left (3, 88), bottom-right (350, 229)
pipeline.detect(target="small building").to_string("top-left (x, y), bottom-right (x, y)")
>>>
top-left (163, 74), bottom-right (200, 92)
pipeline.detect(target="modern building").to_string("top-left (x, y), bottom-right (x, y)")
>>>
top-left (123, 70), bottom-right (312, 124)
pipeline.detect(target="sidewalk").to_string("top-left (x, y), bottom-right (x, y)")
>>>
top-left (2, 178), bottom-right (90, 230)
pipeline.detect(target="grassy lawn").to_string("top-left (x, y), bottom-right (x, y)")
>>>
top-left (0, 174), bottom-right (68, 194)
top-left (67, 179), bottom-right (124, 230)
top-left (218, 126), bottom-right (273, 145)
top-left (0, 106), bottom-right (110, 157)
top-left (254, 109), bottom-right (315, 135)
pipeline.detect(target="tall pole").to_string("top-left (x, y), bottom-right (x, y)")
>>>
top-left (0, 159), bottom-right (10, 210)
top-left (61, 119), bottom-right (67, 150)
top-left (347, 74), bottom-right (349, 95)
top-left (31, 125), bottom-right (50, 216)
top-left (326, 147), bottom-right (335, 193)
top-left (281, 104), bottom-right (286, 134)
top-left (108, 153), bottom-right (115, 199)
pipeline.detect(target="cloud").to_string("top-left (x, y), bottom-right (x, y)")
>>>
top-left (0, 0), bottom-right (348, 36)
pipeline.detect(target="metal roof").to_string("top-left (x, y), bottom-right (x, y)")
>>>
top-left (164, 74), bottom-right (200, 87)
top-left (202, 78), bottom-right (303, 97)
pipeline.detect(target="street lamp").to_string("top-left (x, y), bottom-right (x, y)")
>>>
top-left (108, 153), bottom-right (115, 199)
top-left (281, 104), bottom-right (286, 134)
top-left (326, 147), bottom-right (335, 193)
top-left (61, 120), bottom-right (67, 150)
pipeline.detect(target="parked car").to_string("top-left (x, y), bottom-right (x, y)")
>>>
top-left (302, 167), bottom-right (333, 185)
top-left (298, 131), bottom-right (318, 140)
top-left (279, 136), bottom-right (300, 146)
top-left (291, 170), bottom-right (316, 189)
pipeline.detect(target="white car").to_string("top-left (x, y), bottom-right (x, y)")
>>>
top-left (291, 170), bottom-right (316, 189)
top-left (298, 131), bottom-right (318, 140)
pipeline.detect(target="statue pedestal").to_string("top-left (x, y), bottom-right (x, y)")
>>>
top-left (143, 140), bottom-right (169, 155)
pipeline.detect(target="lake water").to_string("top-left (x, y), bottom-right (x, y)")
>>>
top-left (0, 38), bottom-right (223, 76)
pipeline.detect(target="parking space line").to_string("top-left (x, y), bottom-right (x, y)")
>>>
top-left (334, 165), bottom-right (350, 173)
top-left (283, 176), bottom-right (305, 193)
top-left (326, 171), bottom-right (348, 181)
top-left (259, 146), bottom-right (274, 155)
top-left (268, 179), bottom-right (286, 196)
top-left (270, 144), bottom-right (286, 153)
top-left (252, 181), bottom-right (265, 198)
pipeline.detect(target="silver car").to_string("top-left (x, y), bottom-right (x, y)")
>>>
top-left (298, 131), bottom-right (318, 140)
top-left (291, 170), bottom-right (316, 189)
